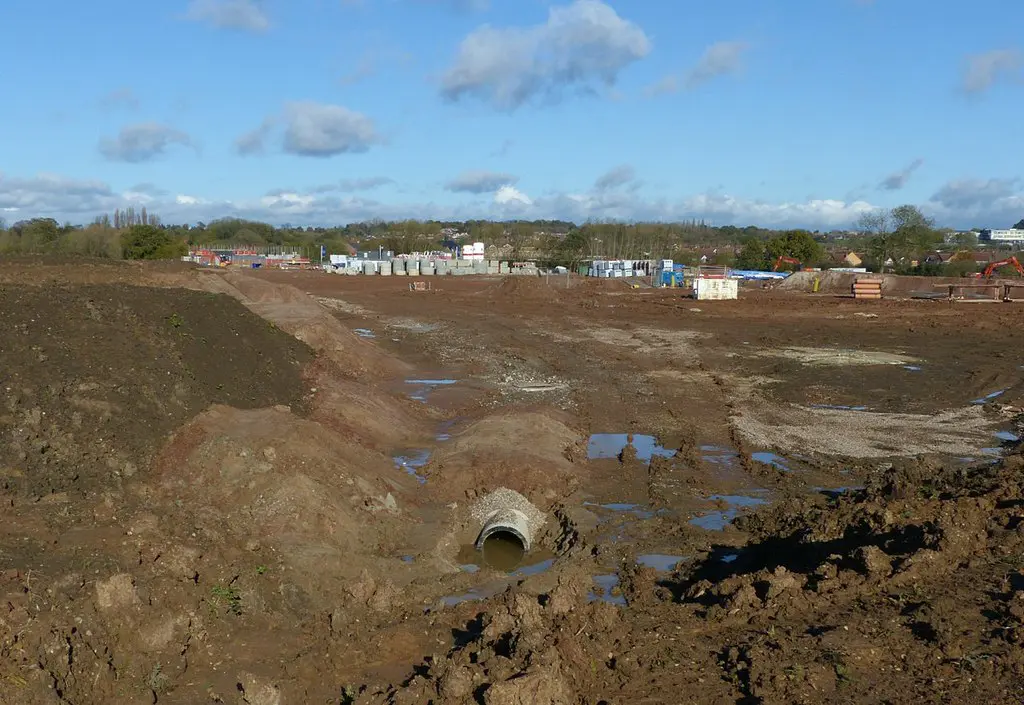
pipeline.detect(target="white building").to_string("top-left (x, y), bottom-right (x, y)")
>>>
top-left (979, 228), bottom-right (1024, 243)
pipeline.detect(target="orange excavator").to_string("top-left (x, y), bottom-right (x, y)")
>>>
top-left (976, 256), bottom-right (1024, 279)
top-left (772, 256), bottom-right (801, 272)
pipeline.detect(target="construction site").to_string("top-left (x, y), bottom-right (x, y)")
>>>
top-left (2, 256), bottom-right (1024, 704)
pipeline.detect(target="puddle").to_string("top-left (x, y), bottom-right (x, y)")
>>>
top-left (971, 389), bottom-right (1007, 405)
top-left (903, 365), bottom-right (922, 372)
top-left (809, 404), bottom-right (870, 411)
top-left (587, 433), bottom-right (676, 462)
top-left (994, 430), bottom-right (1020, 443)
top-left (720, 553), bottom-right (739, 564)
top-left (456, 541), bottom-right (556, 574)
top-left (751, 451), bottom-right (791, 472)
top-left (981, 447), bottom-right (1003, 457)
top-left (636, 554), bottom-right (686, 572)
top-left (440, 589), bottom-right (489, 607)
top-left (393, 449), bottom-right (431, 483)
top-left (435, 418), bottom-right (460, 442)
top-left (589, 574), bottom-right (627, 606)
top-left (689, 494), bottom-right (769, 532)
top-left (354, 328), bottom-right (375, 339)
top-left (701, 445), bottom-right (739, 468)
top-left (582, 501), bottom-right (657, 520)
top-left (405, 379), bottom-right (458, 404)
top-left (400, 555), bottom-right (414, 563)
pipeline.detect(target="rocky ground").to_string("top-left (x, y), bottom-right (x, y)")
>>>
top-left (1, 257), bottom-right (1022, 704)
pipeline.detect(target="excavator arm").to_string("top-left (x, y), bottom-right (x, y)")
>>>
top-left (980, 256), bottom-right (1024, 279)
top-left (772, 256), bottom-right (801, 272)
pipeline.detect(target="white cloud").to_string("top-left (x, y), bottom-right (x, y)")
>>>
top-left (446, 170), bottom-right (519, 193)
top-left (494, 185), bottom-right (532, 206)
top-left (98, 123), bottom-right (195, 163)
top-left (649, 40), bottom-right (748, 95)
top-left (6, 169), bottom-right (1024, 230)
top-left (440, 0), bottom-right (650, 110)
top-left (962, 49), bottom-right (1022, 94)
top-left (235, 103), bottom-right (383, 157)
top-left (184, 0), bottom-right (270, 32)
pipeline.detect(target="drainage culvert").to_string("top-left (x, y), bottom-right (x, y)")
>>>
top-left (470, 488), bottom-right (547, 572)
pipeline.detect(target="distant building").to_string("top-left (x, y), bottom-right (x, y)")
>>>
top-left (979, 228), bottom-right (1024, 244)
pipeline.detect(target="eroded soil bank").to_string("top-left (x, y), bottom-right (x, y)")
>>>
top-left (1, 259), bottom-right (1022, 704)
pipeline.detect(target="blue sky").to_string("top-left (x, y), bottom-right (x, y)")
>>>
top-left (1, 0), bottom-right (1022, 229)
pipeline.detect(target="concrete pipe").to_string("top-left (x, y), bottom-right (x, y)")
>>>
top-left (475, 508), bottom-right (533, 552)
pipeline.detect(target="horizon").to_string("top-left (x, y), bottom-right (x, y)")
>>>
top-left (2, 0), bottom-right (1022, 230)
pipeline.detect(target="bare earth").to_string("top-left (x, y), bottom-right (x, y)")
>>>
top-left (1, 258), bottom-right (1023, 704)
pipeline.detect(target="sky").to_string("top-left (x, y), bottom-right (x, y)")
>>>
top-left (1, 0), bottom-right (1023, 230)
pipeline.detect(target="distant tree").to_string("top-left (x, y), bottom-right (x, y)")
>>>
top-left (765, 230), bottom-right (822, 267)
top-left (735, 238), bottom-right (769, 270)
top-left (952, 230), bottom-right (978, 249)
top-left (121, 225), bottom-right (186, 260)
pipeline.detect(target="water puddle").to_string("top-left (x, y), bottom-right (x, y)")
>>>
top-left (435, 418), bottom-right (460, 442)
top-left (582, 501), bottom-right (657, 520)
top-left (721, 553), bottom-right (739, 564)
top-left (587, 434), bottom-right (676, 462)
top-left (405, 379), bottom-right (458, 403)
top-left (689, 494), bottom-right (769, 532)
top-left (903, 365), bottom-right (922, 372)
top-left (456, 540), bottom-right (557, 574)
top-left (354, 328), bottom-right (376, 339)
top-left (440, 589), bottom-right (490, 607)
top-left (701, 445), bottom-right (739, 468)
top-left (636, 554), bottom-right (686, 572)
top-left (751, 451), bottom-right (791, 472)
top-left (809, 404), bottom-right (870, 411)
top-left (971, 389), bottom-right (1007, 405)
top-left (393, 449), bottom-right (431, 484)
top-left (589, 574), bottom-right (627, 606)
top-left (994, 430), bottom-right (1020, 443)
top-left (400, 555), bottom-right (415, 563)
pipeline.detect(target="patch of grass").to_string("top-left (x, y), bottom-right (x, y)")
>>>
top-left (210, 584), bottom-right (242, 615)
top-left (147, 663), bottom-right (170, 694)
top-left (167, 312), bottom-right (184, 329)
top-left (255, 565), bottom-right (267, 576)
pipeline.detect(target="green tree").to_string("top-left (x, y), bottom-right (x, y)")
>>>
top-left (951, 230), bottom-right (978, 249)
top-left (121, 225), bottom-right (186, 260)
top-left (765, 230), bottom-right (822, 268)
top-left (735, 238), bottom-right (768, 270)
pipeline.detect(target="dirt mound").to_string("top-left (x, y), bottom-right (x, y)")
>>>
top-left (0, 283), bottom-right (313, 497)
top-left (197, 271), bottom-right (409, 379)
top-left (151, 405), bottom-right (415, 591)
top-left (778, 270), bottom-right (970, 296)
top-left (427, 410), bottom-right (583, 502)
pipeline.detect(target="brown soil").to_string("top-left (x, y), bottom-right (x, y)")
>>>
top-left (2, 263), bottom-right (1023, 704)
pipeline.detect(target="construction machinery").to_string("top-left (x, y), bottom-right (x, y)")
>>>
top-left (976, 256), bottom-right (1024, 279)
top-left (772, 256), bottom-right (801, 272)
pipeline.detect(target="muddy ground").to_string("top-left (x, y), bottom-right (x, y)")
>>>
top-left (1, 258), bottom-right (1023, 704)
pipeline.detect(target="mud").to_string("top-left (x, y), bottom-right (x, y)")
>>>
top-left (1, 263), bottom-right (1023, 704)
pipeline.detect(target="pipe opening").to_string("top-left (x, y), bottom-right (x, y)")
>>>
top-left (479, 529), bottom-right (527, 571)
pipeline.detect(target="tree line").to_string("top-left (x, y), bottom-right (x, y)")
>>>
top-left (0, 207), bottom-right (1021, 275)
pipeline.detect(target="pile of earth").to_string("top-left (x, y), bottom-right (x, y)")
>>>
top-left (0, 283), bottom-right (314, 498)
